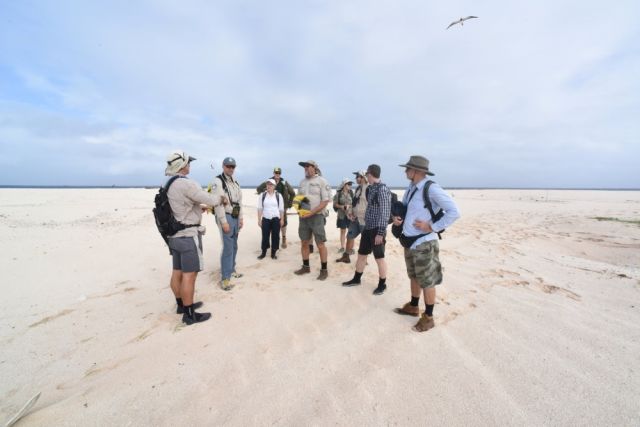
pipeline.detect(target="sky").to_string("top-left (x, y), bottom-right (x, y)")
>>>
top-left (1, 0), bottom-right (639, 188)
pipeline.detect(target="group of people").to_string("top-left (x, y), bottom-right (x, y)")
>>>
top-left (162, 151), bottom-right (460, 332)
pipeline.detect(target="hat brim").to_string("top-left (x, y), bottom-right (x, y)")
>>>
top-left (398, 163), bottom-right (435, 176)
top-left (298, 162), bottom-right (309, 167)
top-left (188, 156), bottom-right (196, 162)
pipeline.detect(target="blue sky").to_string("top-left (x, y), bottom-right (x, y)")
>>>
top-left (1, 1), bottom-right (639, 188)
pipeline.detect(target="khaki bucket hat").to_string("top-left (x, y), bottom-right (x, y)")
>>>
top-left (398, 155), bottom-right (435, 176)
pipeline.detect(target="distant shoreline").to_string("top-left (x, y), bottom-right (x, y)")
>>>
top-left (1, 185), bottom-right (639, 191)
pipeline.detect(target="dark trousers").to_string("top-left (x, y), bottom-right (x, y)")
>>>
top-left (261, 217), bottom-right (281, 253)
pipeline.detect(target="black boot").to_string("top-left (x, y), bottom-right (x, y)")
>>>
top-left (271, 250), bottom-right (277, 259)
top-left (342, 271), bottom-right (363, 287)
top-left (182, 305), bottom-right (211, 325)
top-left (257, 250), bottom-right (267, 260)
top-left (176, 300), bottom-right (203, 314)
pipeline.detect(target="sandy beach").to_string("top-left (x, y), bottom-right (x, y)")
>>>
top-left (1, 188), bottom-right (639, 426)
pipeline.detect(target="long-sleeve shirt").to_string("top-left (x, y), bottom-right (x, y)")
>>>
top-left (364, 181), bottom-right (391, 236)
top-left (350, 182), bottom-right (369, 224)
top-left (402, 177), bottom-right (460, 249)
top-left (211, 173), bottom-right (243, 224)
top-left (167, 175), bottom-right (222, 238)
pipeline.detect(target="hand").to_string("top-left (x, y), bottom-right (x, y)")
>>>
top-left (280, 218), bottom-right (285, 227)
top-left (222, 223), bottom-right (231, 234)
top-left (413, 219), bottom-right (433, 233)
top-left (239, 217), bottom-right (244, 230)
top-left (221, 195), bottom-right (229, 206)
top-left (374, 235), bottom-right (384, 246)
top-left (300, 211), bottom-right (313, 219)
top-left (258, 219), bottom-right (262, 228)
top-left (392, 216), bottom-right (404, 226)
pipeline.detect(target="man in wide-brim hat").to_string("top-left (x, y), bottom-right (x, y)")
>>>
top-left (392, 155), bottom-right (460, 332)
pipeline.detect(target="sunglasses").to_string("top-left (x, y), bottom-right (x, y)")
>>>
top-left (225, 165), bottom-right (236, 169)
top-left (274, 172), bottom-right (281, 174)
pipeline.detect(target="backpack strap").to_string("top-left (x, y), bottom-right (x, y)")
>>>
top-left (422, 180), bottom-right (444, 239)
top-left (261, 192), bottom-right (281, 208)
top-left (164, 175), bottom-right (183, 190)
top-left (217, 174), bottom-right (233, 203)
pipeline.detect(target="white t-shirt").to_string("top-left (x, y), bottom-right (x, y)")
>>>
top-left (257, 192), bottom-right (284, 219)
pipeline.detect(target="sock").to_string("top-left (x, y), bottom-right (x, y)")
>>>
top-left (176, 298), bottom-right (183, 307)
top-left (354, 271), bottom-right (363, 281)
top-left (378, 278), bottom-right (386, 287)
top-left (321, 262), bottom-right (328, 270)
top-left (410, 296), bottom-right (419, 306)
top-left (425, 304), bottom-right (434, 317)
top-left (303, 259), bottom-right (310, 267)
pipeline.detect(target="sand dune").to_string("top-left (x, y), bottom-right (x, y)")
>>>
top-left (1, 188), bottom-right (639, 425)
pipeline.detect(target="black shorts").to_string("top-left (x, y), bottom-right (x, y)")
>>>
top-left (358, 228), bottom-right (386, 259)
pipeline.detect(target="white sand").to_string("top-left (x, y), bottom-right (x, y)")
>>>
top-left (1, 188), bottom-right (639, 426)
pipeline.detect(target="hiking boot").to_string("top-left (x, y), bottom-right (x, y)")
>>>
top-left (182, 310), bottom-right (211, 325)
top-left (282, 236), bottom-right (287, 249)
top-left (231, 271), bottom-right (243, 279)
top-left (413, 314), bottom-right (435, 332)
top-left (257, 251), bottom-right (267, 260)
top-left (336, 253), bottom-right (351, 263)
top-left (372, 284), bottom-right (387, 295)
top-left (342, 278), bottom-right (361, 287)
top-left (176, 301), bottom-right (203, 314)
top-left (220, 279), bottom-right (234, 291)
top-left (271, 251), bottom-right (277, 259)
top-left (317, 269), bottom-right (328, 281)
top-left (294, 265), bottom-right (311, 275)
top-left (394, 302), bottom-right (420, 317)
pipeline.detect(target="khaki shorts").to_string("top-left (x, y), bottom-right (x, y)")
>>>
top-left (298, 214), bottom-right (327, 243)
top-left (404, 240), bottom-right (442, 288)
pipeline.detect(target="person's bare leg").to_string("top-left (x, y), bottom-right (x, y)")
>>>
top-left (339, 229), bottom-right (346, 250)
top-left (300, 239), bottom-right (310, 259)
top-left (375, 258), bottom-right (387, 279)
top-left (317, 240), bottom-right (327, 263)
top-left (180, 272), bottom-right (198, 306)
top-left (170, 269), bottom-right (182, 298)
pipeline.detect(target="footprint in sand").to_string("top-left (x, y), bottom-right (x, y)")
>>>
top-left (29, 309), bottom-right (74, 328)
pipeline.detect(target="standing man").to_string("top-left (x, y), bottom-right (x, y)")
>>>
top-left (211, 157), bottom-right (243, 291)
top-left (164, 150), bottom-right (227, 325)
top-left (256, 167), bottom-right (296, 248)
top-left (294, 160), bottom-right (331, 280)
top-left (392, 155), bottom-right (460, 332)
top-left (336, 170), bottom-right (368, 264)
top-left (342, 164), bottom-right (391, 295)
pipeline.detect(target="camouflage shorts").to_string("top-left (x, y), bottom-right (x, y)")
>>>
top-left (404, 240), bottom-right (443, 288)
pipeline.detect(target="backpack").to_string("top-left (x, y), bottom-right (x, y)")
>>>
top-left (332, 192), bottom-right (340, 212)
top-left (153, 176), bottom-right (198, 251)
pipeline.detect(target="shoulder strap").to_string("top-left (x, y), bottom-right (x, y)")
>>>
top-left (423, 180), bottom-right (437, 218)
top-left (262, 192), bottom-right (281, 207)
top-left (164, 175), bottom-right (183, 190)
top-left (217, 174), bottom-right (234, 203)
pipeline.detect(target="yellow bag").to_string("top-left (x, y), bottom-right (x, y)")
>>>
top-left (292, 195), bottom-right (312, 216)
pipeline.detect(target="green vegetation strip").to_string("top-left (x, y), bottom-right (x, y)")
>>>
top-left (593, 217), bottom-right (640, 226)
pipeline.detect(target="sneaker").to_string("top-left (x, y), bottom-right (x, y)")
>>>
top-left (231, 271), bottom-right (243, 279)
top-left (372, 284), bottom-right (387, 295)
top-left (393, 302), bottom-right (420, 317)
top-left (335, 253), bottom-right (350, 263)
top-left (220, 279), bottom-right (234, 291)
top-left (413, 314), bottom-right (435, 332)
top-left (317, 269), bottom-right (328, 281)
top-left (294, 265), bottom-right (311, 275)
top-left (176, 301), bottom-right (203, 314)
top-left (182, 310), bottom-right (211, 325)
top-left (282, 236), bottom-right (287, 249)
top-left (342, 278), bottom-right (361, 287)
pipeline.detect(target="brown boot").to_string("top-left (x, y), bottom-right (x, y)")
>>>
top-left (282, 236), bottom-right (287, 249)
top-left (317, 269), bottom-right (328, 281)
top-left (294, 265), bottom-right (311, 275)
top-left (413, 314), bottom-right (435, 332)
top-left (394, 302), bottom-right (420, 317)
top-left (335, 253), bottom-right (351, 263)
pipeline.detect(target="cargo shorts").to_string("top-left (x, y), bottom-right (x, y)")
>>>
top-left (404, 240), bottom-right (443, 288)
top-left (298, 214), bottom-right (327, 243)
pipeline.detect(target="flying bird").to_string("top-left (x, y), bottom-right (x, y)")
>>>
top-left (446, 16), bottom-right (478, 29)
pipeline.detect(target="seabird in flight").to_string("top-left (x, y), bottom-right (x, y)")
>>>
top-left (447, 16), bottom-right (478, 29)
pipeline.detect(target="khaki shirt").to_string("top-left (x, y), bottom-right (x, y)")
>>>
top-left (211, 174), bottom-right (243, 224)
top-left (351, 182), bottom-right (368, 224)
top-left (299, 174), bottom-right (331, 214)
top-left (167, 175), bottom-right (222, 238)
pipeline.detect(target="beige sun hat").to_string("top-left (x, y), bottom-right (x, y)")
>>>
top-left (338, 178), bottom-right (353, 190)
top-left (165, 150), bottom-right (196, 176)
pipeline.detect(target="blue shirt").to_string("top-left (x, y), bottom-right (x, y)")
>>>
top-left (402, 178), bottom-right (460, 249)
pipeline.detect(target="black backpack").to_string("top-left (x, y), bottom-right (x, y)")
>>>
top-left (421, 180), bottom-right (444, 239)
top-left (153, 176), bottom-right (197, 251)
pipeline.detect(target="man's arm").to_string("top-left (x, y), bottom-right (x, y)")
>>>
top-left (429, 185), bottom-right (460, 232)
top-left (211, 177), bottom-right (228, 225)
